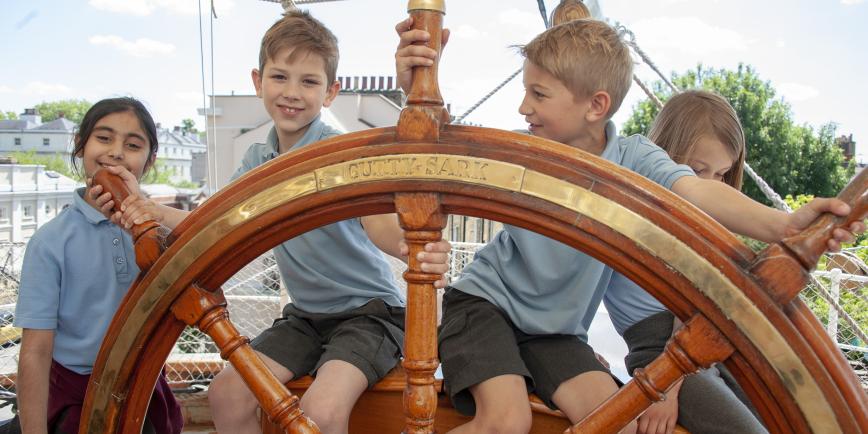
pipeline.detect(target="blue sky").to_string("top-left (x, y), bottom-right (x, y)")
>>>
top-left (2, 0), bottom-right (867, 160)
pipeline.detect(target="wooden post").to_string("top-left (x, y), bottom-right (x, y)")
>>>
top-left (398, 0), bottom-right (449, 143)
top-left (568, 315), bottom-right (734, 434)
top-left (396, 193), bottom-right (447, 434)
top-left (92, 169), bottom-right (166, 272)
top-left (171, 285), bottom-right (319, 434)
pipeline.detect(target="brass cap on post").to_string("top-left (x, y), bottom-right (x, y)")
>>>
top-left (408, 0), bottom-right (445, 13)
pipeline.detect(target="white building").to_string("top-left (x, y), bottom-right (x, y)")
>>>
top-left (0, 109), bottom-right (76, 158)
top-left (155, 125), bottom-right (207, 184)
top-left (0, 159), bottom-right (79, 242)
top-left (198, 76), bottom-right (404, 191)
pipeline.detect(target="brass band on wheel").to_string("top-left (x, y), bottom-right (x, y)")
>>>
top-left (87, 153), bottom-right (839, 433)
top-left (408, 0), bottom-right (445, 13)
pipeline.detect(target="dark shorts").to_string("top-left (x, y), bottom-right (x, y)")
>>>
top-left (438, 288), bottom-right (614, 415)
top-left (622, 311), bottom-right (675, 374)
top-left (251, 298), bottom-right (405, 387)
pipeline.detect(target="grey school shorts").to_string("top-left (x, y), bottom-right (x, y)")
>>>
top-left (438, 288), bottom-right (614, 415)
top-left (250, 298), bottom-right (405, 387)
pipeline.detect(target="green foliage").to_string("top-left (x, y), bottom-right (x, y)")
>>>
top-left (181, 118), bottom-right (198, 134)
top-left (6, 151), bottom-right (79, 180)
top-left (34, 99), bottom-right (92, 124)
top-left (785, 194), bottom-right (868, 349)
top-left (141, 160), bottom-right (203, 188)
top-left (141, 160), bottom-right (175, 185)
top-left (0, 111), bottom-right (17, 120)
top-left (622, 64), bottom-right (852, 205)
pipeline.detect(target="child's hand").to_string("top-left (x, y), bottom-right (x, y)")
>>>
top-left (103, 165), bottom-right (144, 198)
top-left (637, 394), bottom-right (679, 434)
top-left (115, 195), bottom-right (163, 230)
top-left (399, 239), bottom-right (452, 289)
top-left (394, 17), bottom-right (450, 94)
top-left (85, 180), bottom-right (116, 218)
top-left (784, 197), bottom-right (865, 251)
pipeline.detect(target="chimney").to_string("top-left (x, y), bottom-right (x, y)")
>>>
top-left (173, 126), bottom-right (182, 133)
top-left (20, 108), bottom-right (42, 125)
top-left (156, 122), bottom-right (162, 129)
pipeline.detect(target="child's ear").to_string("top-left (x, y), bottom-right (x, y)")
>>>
top-left (251, 68), bottom-right (263, 98)
top-left (322, 80), bottom-right (341, 108)
top-left (586, 91), bottom-right (612, 123)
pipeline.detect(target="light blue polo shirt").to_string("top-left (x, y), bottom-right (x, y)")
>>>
top-left (231, 116), bottom-right (404, 313)
top-left (603, 273), bottom-right (667, 336)
top-left (452, 121), bottom-right (694, 339)
top-left (14, 188), bottom-right (139, 374)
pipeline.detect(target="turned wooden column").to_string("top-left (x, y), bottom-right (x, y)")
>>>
top-left (397, 194), bottom-right (446, 434)
top-left (93, 169), bottom-right (166, 272)
top-left (398, 0), bottom-right (449, 143)
top-left (171, 285), bottom-right (319, 434)
top-left (568, 315), bottom-right (734, 434)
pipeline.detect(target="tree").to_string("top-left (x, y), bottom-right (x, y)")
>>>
top-left (622, 64), bottom-right (852, 205)
top-left (34, 99), bottom-right (92, 124)
top-left (141, 160), bottom-right (175, 185)
top-left (181, 118), bottom-right (198, 134)
top-left (0, 111), bottom-right (17, 120)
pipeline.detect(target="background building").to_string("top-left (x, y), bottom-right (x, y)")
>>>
top-left (0, 109), bottom-right (76, 158)
top-left (155, 125), bottom-right (207, 184)
top-left (198, 75), bottom-right (404, 191)
top-left (0, 158), bottom-right (78, 242)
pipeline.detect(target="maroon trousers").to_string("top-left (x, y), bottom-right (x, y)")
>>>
top-left (47, 360), bottom-right (182, 434)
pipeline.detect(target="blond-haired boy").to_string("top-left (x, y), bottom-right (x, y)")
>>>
top-left (396, 17), bottom-right (860, 434)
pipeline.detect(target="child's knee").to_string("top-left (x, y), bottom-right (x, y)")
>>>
top-left (474, 406), bottom-right (532, 434)
top-left (208, 368), bottom-right (254, 410)
top-left (299, 393), bottom-right (351, 430)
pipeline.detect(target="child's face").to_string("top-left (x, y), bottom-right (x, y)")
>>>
top-left (687, 136), bottom-right (735, 182)
top-left (80, 111), bottom-right (153, 181)
top-left (519, 60), bottom-right (594, 150)
top-left (253, 48), bottom-right (339, 147)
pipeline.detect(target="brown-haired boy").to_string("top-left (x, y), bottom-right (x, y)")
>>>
top-left (121, 10), bottom-right (456, 434)
top-left (396, 17), bottom-right (861, 433)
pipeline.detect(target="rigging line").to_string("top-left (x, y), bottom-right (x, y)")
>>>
top-left (210, 0), bottom-right (218, 190)
top-left (536, 0), bottom-right (550, 28)
top-left (197, 0), bottom-right (213, 192)
top-left (742, 162), bottom-right (792, 212)
top-left (632, 75), bottom-right (664, 111)
top-left (809, 274), bottom-right (868, 347)
top-left (613, 23), bottom-right (679, 94)
top-left (454, 68), bottom-right (522, 124)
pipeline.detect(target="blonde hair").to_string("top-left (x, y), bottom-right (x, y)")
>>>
top-left (259, 10), bottom-right (339, 84)
top-left (521, 19), bottom-right (633, 118)
top-left (551, 0), bottom-right (591, 26)
top-left (648, 90), bottom-right (746, 189)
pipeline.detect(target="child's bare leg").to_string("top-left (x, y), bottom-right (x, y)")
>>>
top-left (298, 359), bottom-right (368, 434)
top-left (552, 371), bottom-right (637, 434)
top-left (448, 374), bottom-right (532, 434)
top-left (209, 350), bottom-right (294, 434)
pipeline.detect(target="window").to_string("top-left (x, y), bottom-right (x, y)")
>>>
top-left (14, 138), bottom-right (21, 146)
top-left (43, 138), bottom-right (50, 146)
top-left (0, 208), bottom-right (6, 224)
top-left (45, 204), bottom-right (52, 215)
top-left (23, 205), bottom-right (33, 220)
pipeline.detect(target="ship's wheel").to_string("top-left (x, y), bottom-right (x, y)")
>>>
top-left (81, 1), bottom-right (868, 433)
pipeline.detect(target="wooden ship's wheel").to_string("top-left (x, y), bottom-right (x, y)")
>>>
top-left (81, 1), bottom-right (868, 433)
